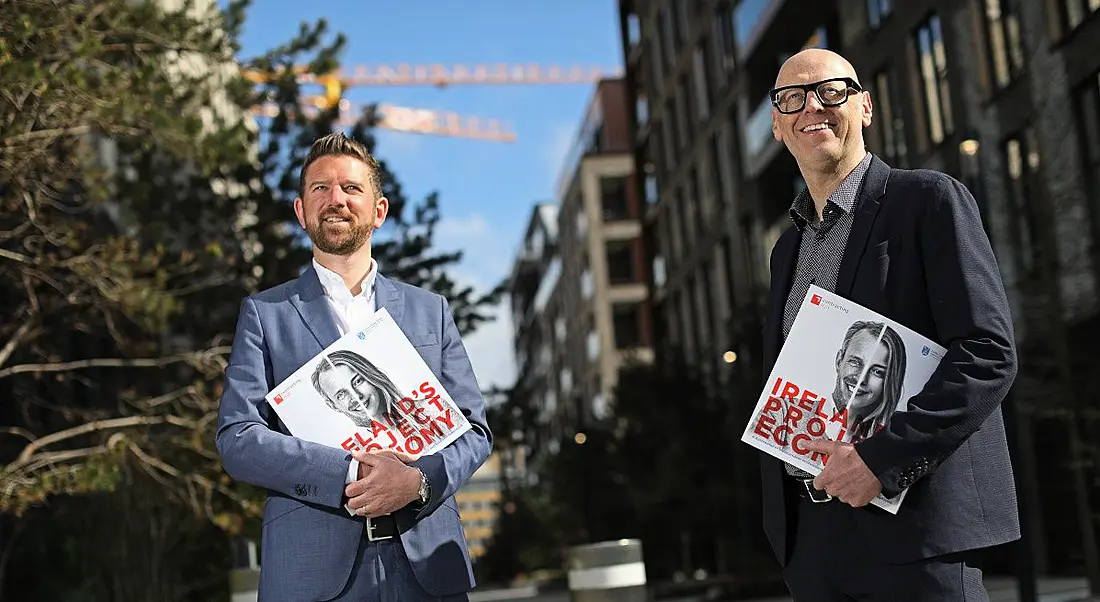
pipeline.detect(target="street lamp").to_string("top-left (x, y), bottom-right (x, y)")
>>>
top-left (722, 350), bottom-right (738, 364)
top-left (958, 129), bottom-right (991, 237)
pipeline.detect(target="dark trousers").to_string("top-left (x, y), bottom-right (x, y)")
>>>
top-left (783, 492), bottom-right (988, 601)
top-left (328, 535), bottom-right (469, 602)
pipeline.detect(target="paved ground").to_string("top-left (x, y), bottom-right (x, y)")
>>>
top-left (467, 577), bottom-right (1093, 602)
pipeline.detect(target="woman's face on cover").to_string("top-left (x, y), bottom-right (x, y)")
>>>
top-left (835, 330), bottom-right (888, 415)
top-left (319, 363), bottom-right (383, 420)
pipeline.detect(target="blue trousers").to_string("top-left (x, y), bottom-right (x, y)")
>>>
top-left (328, 536), bottom-right (469, 602)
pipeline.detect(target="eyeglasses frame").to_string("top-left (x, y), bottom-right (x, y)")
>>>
top-left (769, 77), bottom-right (864, 114)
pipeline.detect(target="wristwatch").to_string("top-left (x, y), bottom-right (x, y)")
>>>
top-left (416, 468), bottom-right (431, 505)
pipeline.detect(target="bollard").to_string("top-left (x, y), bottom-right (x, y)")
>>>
top-left (229, 537), bottom-right (260, 602)
top-left (229, 567), bottom-right (259, 602)
top-left (566, 539), bottom-right (647, 602)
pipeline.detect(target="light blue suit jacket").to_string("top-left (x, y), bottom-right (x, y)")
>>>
top-left (216, 266), bottom-right (493, 601)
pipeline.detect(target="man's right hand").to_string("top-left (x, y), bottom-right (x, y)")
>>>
top-left (345, 450), bottom-right (421, 517)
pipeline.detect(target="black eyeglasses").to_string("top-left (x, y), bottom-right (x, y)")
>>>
top-left (770, 77), bottom-right (863, 114)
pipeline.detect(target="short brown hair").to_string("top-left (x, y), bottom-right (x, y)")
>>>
top-left (298, 131), bottom-right (383, 198)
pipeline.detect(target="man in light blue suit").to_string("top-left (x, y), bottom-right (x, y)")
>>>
top-left (216, 132), bottom-right (492, 601)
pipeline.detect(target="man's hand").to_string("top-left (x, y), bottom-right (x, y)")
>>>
top-left (344, 449), bottom-right (420, 517)
top-left (803, 439), bottom-right (882, 507)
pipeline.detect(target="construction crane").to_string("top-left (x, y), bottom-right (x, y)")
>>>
top-left (243, 63), bottom-right (620, 141)
top-left (243, 63), bottom-right (618, 106)
top-left (250, 96), bottom-right (517, 142)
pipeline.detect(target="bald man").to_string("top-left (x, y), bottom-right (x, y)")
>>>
top-left (757, 49), bottom-right (1019, 600)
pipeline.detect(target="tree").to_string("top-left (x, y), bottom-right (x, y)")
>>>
top-left (0, 0), bottom-right (505, 598)
top-left (477, 354), bottom-right (777, 588)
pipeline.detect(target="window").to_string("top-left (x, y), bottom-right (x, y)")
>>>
top-left (684, 170), bottom-right (699, 240)
top-left (692, 45), bottom-right (711, 120)
top-left (711, 12), bottom-right (733, 87)
top-left (983, 0), bottom-right (1025, 90)
top-left (659, 6), bottom-right (676, 69)
top-left (1052, 0), bottom-right (1100, 37)
top-left (1075, 73), bottom-right (1100, 248)
top-left (600, 176), bottom-right (630, 221)
top-left (676, 76), bottom-right (692, 148)
top-left (710, 133), bottom-right (728, 207)
top-left (586, 330), bottom-right (600, 361)
top-left (914, 13), bottom-right (954, 145)
top-left (868, 0), bottom-right (893, 29)
top-left (612, 304), bottom-right (643, 349)
top-left (668, 193), bottom-right (684, 260)
top-left (626, 12), bottom-right (641, 47)
top-left (1003, 129), bottom-right (1042, 277)
top-left (605, 241), bottom-right (636, 284)
top-left (733, 0), bottom-right (771, 53)
top-left (873, 66), bottom-right (909, 166)
top-left (644, 172), bottom-right (659, 207)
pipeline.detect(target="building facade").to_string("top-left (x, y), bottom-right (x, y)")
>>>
top-left (507, 79), bottom-right (654, 465)
top-left (618, 0), bottom-right (1100, 582)
top-left (454, 453), bottom-right (504, 560)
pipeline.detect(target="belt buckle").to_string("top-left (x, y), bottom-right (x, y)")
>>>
top-left (365, 517), bottom-right (394, 542)
top-left (804, 479), bottom-right (833, 503)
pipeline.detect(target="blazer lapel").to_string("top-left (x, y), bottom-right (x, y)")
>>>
top-left (764, 227), bottom-right (800, 369)
top-left (289, 265), bottom-right (342, 349)
top-left (835, 155), bottom-right (890, 297)
top-left (374, 273), bottom-right (406, 326)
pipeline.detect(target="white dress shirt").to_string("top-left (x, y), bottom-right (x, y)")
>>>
top-left (311, 258), bottom-right (378, 492)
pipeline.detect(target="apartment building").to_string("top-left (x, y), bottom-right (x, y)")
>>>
top-left (616, 0), bottom-right (839, 392)
top-left (507, 79), bottom-right (653, 463)
top-left (836, 0), bottom-right (1100, 579)
top-left (455, 453), bottom-right (504, 560)
top-left (618, 0), bottom-right (1100, 582)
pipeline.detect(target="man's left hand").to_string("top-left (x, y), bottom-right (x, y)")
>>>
top-left (344, 449), bottom-right (420, 517)
top-left (803, 439), bottom-right (882, 507)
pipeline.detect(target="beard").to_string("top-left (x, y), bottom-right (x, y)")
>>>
top-left (305, 209), bottom-right (373, 255)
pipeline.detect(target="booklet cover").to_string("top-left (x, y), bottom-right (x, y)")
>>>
top-left (741, 285), bottom-right (946, 513)
top-left (265, 308), bottom-right (471, 459)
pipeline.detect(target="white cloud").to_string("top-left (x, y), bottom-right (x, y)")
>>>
top-left (462, 299), bottom-right (516, 392)
top-left (436, 213), bottom-right (490, 238)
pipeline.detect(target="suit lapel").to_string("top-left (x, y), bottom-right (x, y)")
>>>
top-left (764, 227), bottom-right (800, 368)
top-left (289, 266), bottom-right (342, 349)
top-left (835, 155), bottom-right (890, 297)
top-left (374, 274), bottom-right (406, 326)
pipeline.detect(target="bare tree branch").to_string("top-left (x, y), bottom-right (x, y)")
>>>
top-left (16, 414), bottom-right (192, 464)
top-left (1, 125), bottom-right (93, 146)
top-left (0, 316), bottom-right (36, 371)
top-left (0, 249), bottom-right (34, 265)
top-left (0, 427), bottom-right (36, 443)
top-left (0, 346), bottom-right (231, 380)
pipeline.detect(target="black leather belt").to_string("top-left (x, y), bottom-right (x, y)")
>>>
top-left (365, 514), bottom-right (397, 541)
top-left (793, 477), bottom-right (834, 503)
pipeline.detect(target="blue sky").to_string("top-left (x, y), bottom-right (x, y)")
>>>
top-left (227, 0), bottom-right (624, 389)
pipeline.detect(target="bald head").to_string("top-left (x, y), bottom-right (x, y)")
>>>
top-left (775, 49), bottom-right (860, 88)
